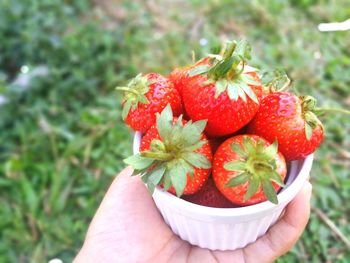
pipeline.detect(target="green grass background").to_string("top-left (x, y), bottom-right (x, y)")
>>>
top-left (0, 0), bottom-right (349, 262)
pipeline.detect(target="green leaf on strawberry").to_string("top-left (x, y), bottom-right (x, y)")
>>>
top-left (188, 65), bottom-right (211, 77)
top-left (244, 177), bottom-right (259, 201)
top-left (301, 96), bottom-right (324, 141)
top-left (188, 40), bottom-right (260, 104)
top-left (225, 172), bottom-right (250, 187)
top-left (124, 105), bottom-right (212, 196)
top-left (222, 136), bottom-right (284, 204)
top-left (116, 73), bottom-right (152, 120)
top-left (148, 164), bottom-right (166, 185)
top-left (262, 180), bottom-right (278, 204)
top-left (169, 163), bottom-right (187, 196)
top-left (234, 39), bottom-right (252, 60)
top-left (116, 73), bottom-right (183, 133)
top-left (124, 154), bottom-right (154, 170)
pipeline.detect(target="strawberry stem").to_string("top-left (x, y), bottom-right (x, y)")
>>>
top-left (265, 73), bottom-right (291, 93)
top-left (191, 50), bottom-right (196, 63)
top-left (277, 76), bottom-right (291, 92)
top-left (188, 39), bottom-right (260, 103)
top-left (301, 96), bottom-right (323, 140)
top-left (222, 41), bottom-right (236, 60)
top-left (315, 107), bottom-right (350, 115)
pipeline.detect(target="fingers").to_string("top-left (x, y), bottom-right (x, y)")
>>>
top-left (84, 166), bottom-right (173, 241)
top-left (115, 165), bottom-right (134, 179)
top-left (109, 165), bottom-right (137, 189)
top-left (242, 181), bottom-right (312, 263)
top-left (86, 166), bottom-right (150, 233)
top-left (75, 167), bottom-right (175, 262)
top-left (92, 166), bottom-right (142, 215)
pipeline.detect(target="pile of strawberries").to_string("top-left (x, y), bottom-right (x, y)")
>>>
top-left (119, 40), bottom-right (324, 208)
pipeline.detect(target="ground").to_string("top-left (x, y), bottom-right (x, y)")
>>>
top-left (0, 0), bottom-right (349, 262)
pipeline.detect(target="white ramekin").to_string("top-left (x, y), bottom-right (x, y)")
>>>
top-left (133, 131), bottom-right (313, 251)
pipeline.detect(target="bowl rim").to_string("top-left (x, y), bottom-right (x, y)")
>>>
top-left (133, 131), bottom-right (313, 217)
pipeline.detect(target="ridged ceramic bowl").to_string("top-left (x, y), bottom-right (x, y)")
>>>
top-left (133, 131), bottom-right (313, 251)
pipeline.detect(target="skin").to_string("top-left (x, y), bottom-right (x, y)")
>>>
top-left (75, 166), bottom-right (312, 263)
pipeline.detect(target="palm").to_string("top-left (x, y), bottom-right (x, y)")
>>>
top-left (75, 167), bottom-right (311, 263)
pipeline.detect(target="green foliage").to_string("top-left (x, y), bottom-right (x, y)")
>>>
top-left (0, 0), bottom-right (349, 262)
top-left (0, 0), bottom-right (131, 261)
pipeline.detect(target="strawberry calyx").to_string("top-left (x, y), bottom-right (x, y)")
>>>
top-left (116, 73), bottom-right (154, 120)
top-left (302, 95), bottom-right (350, 140)
top-left (224, 136), bottom-right (284, 204)
top-left (124, 105), bottom-right (211, 197)
top-left (188, 40), bottom-right (260, 104)
top-left (262, 70), bottom-right (291, 94)
top-left (301, 96), bottom-right (324, 140)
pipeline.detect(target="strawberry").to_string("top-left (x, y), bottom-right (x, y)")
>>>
top-left (247, 92), bottom-right (324, 160)
top-left (117, 73), bottom-right (183, 133)
top-left (168, 57), bottom-right (211, 95)
top-left (124, 105), bottom-right (212, 196)
top-left (213, 135), bottom-right (287, 205)
top-left (183, 177), bottom-right (236, 208)
top-left (182, 40), bottom-right (264, 137)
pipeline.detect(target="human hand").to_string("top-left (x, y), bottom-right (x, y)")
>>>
top-left (74, 166), bottom-right (312, 263)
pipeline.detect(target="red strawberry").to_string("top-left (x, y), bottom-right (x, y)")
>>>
top-left (183, 177), bottom-right (236, 208)
top-left (213, 135), bottom-right (287, 205)
top-left (169, 57), bottom-right (211, 95)
top-left (125, 105), bottom-right (212, 196)
top-left (117, 73), bottom-right (183, 133)
top-left (182, 40), bottom-right (264, 137)
top-left (247, 92), bottom-right (324, 160)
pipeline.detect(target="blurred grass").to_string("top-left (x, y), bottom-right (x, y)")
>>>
top-left (0, 0), bottom-right (349, 262)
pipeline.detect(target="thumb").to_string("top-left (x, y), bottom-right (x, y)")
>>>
top-left (85, 166), bottom-right (156, 238)
top-left (75, 167), bottom-right (173, 262)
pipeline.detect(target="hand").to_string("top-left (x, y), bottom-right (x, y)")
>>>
top-left (75, 166), bottom-right (312, 263)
